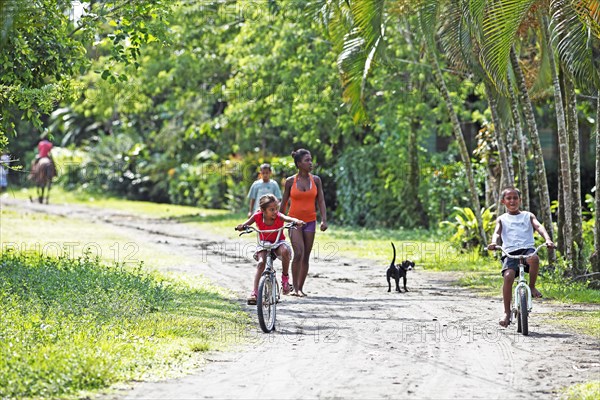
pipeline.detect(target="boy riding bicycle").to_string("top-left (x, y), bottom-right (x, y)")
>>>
top-left (488, 187), bottom-right (554, 327)
top-left (236, 194), bottom-right (304, 305)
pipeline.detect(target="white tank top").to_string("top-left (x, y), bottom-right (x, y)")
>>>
top-left (498, 211), bottom-right (534, 252)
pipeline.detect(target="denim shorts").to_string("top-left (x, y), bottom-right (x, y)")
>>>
top-left (501, 248), bottom-right (535, 276)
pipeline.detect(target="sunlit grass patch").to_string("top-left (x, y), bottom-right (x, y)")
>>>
top-left (0, 252), bottom-right (250, 398)
top-left (541, 311), bottom-right (600, 338)
top-left (560, 380), bottom-right (600, 400)
top-left (318, 226), bottom-right (487, 271)
top-left (0, 207), bottom-right (189, 270)
top-left (457, 272), bottom-right (500, 296)
top-left (11, 186), bottom-right (226, 219)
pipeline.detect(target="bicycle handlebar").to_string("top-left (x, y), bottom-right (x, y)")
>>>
top-left (236, 222), bottom-right (298, 236)
top-left (490, 243), bottom-right (550, 259)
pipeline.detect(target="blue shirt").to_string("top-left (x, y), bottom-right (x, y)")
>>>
top-left (247, 180), bottom-right (282, 212)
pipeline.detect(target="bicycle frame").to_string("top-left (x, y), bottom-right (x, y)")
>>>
top-left (515, 260), bottom-right (532, 313)
top-left (238, 222), bottom-right (296, 332)
top-left (495, 243), bottom-right (547, 315)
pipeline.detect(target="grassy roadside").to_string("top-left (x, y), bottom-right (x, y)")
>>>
top-left (0, 197), bottom-right (250, 398)
top-left (0, 252), bottom-right (249, 398)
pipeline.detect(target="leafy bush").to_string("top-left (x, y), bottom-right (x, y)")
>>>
top-left (168, 154), bottom-right (296, 210)
top-left (441, 205), bottom-right (496, 250)
top-left (421, 157), bottom-right (487, 225)
top-left (334, 145), bottom-right (427, 228)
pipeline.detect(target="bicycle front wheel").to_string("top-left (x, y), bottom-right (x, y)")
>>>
top-left (519, 289), bottom-right (529, 336)
top-left (257, 273), bottom-right (276, 333)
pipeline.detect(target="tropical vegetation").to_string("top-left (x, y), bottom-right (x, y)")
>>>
top-left (1, 2), bottom-right (599, 277)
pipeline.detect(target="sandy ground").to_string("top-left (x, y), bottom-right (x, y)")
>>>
top-left (1, 197), bottom-right (599, 399)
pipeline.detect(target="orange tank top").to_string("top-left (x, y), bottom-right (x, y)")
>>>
top-left (288, 174), bottom-right (318, 222)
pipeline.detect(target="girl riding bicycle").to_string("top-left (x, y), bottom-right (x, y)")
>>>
top-left (236, 194), bottom-right (305, 305)
top-left (488, 187), bottom-right (554, 327)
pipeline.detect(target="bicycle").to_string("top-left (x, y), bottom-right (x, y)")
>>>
top-left (237, 222), bottom-right (297, 333)
top-left (491, 243), bottom-right (549, 336)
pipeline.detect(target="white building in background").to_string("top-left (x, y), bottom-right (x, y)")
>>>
top-left (70, 1), bottom-right (87, 26)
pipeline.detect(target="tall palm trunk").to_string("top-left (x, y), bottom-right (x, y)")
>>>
top-left (509, 48), bottom-right (554, 242)
top-left (593, 91), bottom-right (600, 274)
top-left (543, 16), bottom-right (573, 264)
top-left (429, 50), bottom-right (487, 246)
top-left (485, 83), bottom-right (514, 190)
top-left (508, 76), bottom-right (530, 210)
top-left (563, 72), bottom-right (583, 270)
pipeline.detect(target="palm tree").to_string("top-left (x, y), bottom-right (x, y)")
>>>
top-left (509, 47), bottom-right (554, 242)
top-left (507, 76), bottom-right (530, 210)
top-left (542, 14), bottom-right (574, 262)
top-left (317, 0), bottom-right (489, 245)
top-left (594, 91), bottom-right (600, 274)
top-left (479, 0), bottom-right (600, 269)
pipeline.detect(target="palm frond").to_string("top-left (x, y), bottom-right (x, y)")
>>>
top-left (481, 0), bottom-right (537, 93)
top-left (309, 0), bottom-right (354, 46)
top-left (551, 0), bottom-right (600, 91)
top-left (573, 0), bottom-right (600, 38)
top-left (336, 0), bottom-right (387, 123)
top-left (527, 38), bottom-right (555, 98)
top-left (416, 0), bottom-right (441, 52)
top-left (439, 1), bottom-right (472, 73)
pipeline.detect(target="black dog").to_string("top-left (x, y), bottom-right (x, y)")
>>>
top-left (386, 242), bottom-right (415, 292)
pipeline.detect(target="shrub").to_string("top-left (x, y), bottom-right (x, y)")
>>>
top-left (441, 205), bottom-right (496, 250)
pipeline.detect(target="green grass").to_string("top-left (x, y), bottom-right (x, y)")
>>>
top-left (542, 311), bottom-right (600, 338)
top-left (561, 381), bottom-right (600, 400)
top-left (11, 186), bottom-right (227, 219)
top-left (1, 207), bottom-right (189, 269)
top-left (0, 252), bottom-right (249, 398)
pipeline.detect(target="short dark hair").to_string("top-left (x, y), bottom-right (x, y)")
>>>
top-left (501, 187), bottom-right (521, 199)
top-left (291, 148), bottom-right (310, 167)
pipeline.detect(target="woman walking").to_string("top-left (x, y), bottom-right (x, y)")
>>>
top-left (280, 149), bottom-right (328, 297)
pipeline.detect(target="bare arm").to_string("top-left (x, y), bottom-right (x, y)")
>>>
top-left (530, 214), bottom-right (555, 246)
top-left (279, 177), bottom-right (293, 213)
top-left (280, 213), bottom-right (305, 226)
top-left (248, 198), bottom-right (256, 217)
top-left (488, 220), bottom-right (502, 250)
top-left (314, 175), bottom-right (328, 231)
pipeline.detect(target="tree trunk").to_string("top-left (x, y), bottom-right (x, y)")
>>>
top-left (543, 16), bottom-right (573, 265)
top-left (508, 76), bottom-right (530, 211)
top-left (485, 83), bottom-right (514, 193)
top-left (593, 91), bottom-right (600, 274)
top-left (563, 72), bottom-right (583, 271)
top-left (430, 51), bottom-right (487, 247)
top-left (509, 47), bottom-right (555, 256)
top-left (408, 123), bottom-right (428, 227)
top-left (557, 169), bottom-right (566, 255)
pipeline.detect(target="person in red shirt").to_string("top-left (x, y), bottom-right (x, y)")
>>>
top-left (32, 138), bottom-right (54, 170)
top-left (37, 139), bottom-right (53, 158)
top-left (236, 194), bottom-right (304, 305)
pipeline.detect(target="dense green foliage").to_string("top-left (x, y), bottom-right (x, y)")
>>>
top-left (0, 251), bottom-right (247, 398)
top-left (1, 2), bottom-right (598, 264)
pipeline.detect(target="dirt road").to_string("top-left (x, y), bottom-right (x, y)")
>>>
top-left (2, 198), bottom-right (598, 399)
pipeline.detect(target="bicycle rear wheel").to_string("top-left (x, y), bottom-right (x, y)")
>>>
top-left (519, 289), bottom-right (529, 336)
top-left (257, 273), bottom-right (276, 333)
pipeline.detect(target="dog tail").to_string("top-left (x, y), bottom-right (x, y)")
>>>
top-left (390, 242), bottom-right (396, 266)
